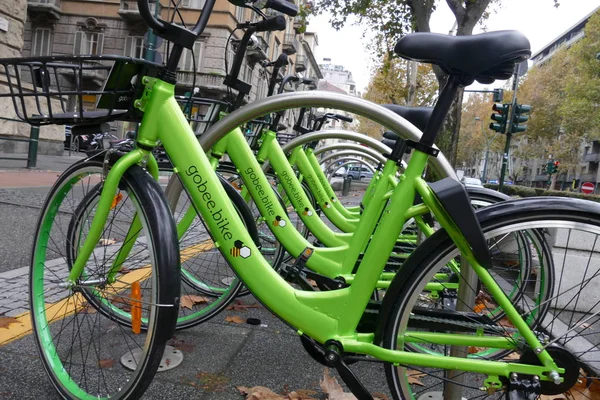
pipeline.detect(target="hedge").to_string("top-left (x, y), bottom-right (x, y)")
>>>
top-left (483, 184), bottom-right (600, 203)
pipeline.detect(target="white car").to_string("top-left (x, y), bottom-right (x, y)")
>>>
top-left (461, 177), bottom-right (483, 187)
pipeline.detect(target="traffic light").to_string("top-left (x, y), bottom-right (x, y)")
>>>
top-left (490, 103), bottom-right (510, 133)
top-left (493, 88), bottom-right (504, 102)
top-left (546, 161), bottom-right (554, 174)
top-left (552, 161), bottom-right (560, 174)
top-left (511, 104), bottom-right (532, 134)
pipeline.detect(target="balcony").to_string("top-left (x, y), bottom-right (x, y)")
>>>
top-left (27, 0), bottom-right (61, 20)
top-left (247, 35), bottom-right (268, 63)
top-left (295, 55), bottom-right (307, 72)
top-left (583, 152), bottom-right (600, 162)
top-left (176, 71), bottom-right (225, 91)
top-left (282, 34), bottom-right (299, 55)
top-left (119, 0), bottom-right (160, 21)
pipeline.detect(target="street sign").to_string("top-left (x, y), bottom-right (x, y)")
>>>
top-left (582, 182), bottom-right (595, 194)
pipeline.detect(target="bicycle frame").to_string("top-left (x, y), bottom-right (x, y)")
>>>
top-left (68, 82), bottom-right (561, 382)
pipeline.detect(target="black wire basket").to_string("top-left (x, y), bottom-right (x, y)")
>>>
top-left (0, 55), bottom-right (160, 126)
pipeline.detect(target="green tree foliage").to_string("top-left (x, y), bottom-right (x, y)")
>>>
top-left (316, 0), bottom-right (494, 167)
top-left (358, 56), bottom-right (438, 138)
top-left (518, 10), bottom-right (600, 175)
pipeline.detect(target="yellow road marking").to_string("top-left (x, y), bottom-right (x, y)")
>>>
top-left (0, 240), bottom-right (214, 346)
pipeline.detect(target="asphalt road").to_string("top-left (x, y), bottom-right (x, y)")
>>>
top-left (0, 187), bottom-right (52, 273)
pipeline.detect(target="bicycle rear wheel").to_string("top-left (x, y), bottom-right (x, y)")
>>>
top-left (30, 159), bottom-right (179, 399)
top-left (384, 203), bottom-right (600, 399)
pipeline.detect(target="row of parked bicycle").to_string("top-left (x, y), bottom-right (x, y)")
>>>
top-left (0, 0), bottom-right (598, 399)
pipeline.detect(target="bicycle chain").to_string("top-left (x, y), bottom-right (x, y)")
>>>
top-left (410, 313), bottom-right (523, 336)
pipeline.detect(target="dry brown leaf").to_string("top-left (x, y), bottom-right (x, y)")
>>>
top-left (0, 316), bottom-right (20, 329)
top-left (306, 279), bottom-right (318, 288)
top-left (180, 294), bottom-right (210, 310)
top-left (99, 238), bottom-right (117, 246)
top-left (288, 389), bottom-right (318, 400)
top-left (373, 393), bottom-right (390, 400)
top-left (320, 368), bottom-right (357, 399)
top-left (503, 351), bottom-right (521, 360)
top-left (288, 390), bottom-right (317, 399)
top-left (237, 386), bottom-right (285, 399)
top-left (226, 300), bottom-right (261, 312)
top-left (168, 337), bottom-right (195, 353)
top-left (468, 346), bottom-right (485, 354)
top-left (225, 315), bottom-right (245, 324)
top-left (406, 370), bottom-right (426, 386)
top-left (98, 359), bottom-right (115, 368)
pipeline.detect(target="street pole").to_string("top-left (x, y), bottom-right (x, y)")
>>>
top-left (499, 65), bottom-right (520, 191)
top-left (143, 0), bottom-right (159, 62)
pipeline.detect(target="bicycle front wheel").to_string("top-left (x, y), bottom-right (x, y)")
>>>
top-left (30, 159), bottom-right (179, 399)
top-left (383, 203), bottom-right (600, 399)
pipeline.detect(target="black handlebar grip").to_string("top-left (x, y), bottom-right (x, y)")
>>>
top-left (265, 0), bottom-right (298, 16)
top-left (334, 114), bottom-right (353, 123)
top-left (274, 53), bottom-right (289, 68)
top-left (254, 15), bottom-right (287, 32)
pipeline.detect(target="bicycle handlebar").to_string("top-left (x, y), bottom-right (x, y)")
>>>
top-left (254, 15), bottom-right (286, 32)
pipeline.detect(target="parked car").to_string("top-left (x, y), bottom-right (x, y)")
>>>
top-left (333, 167), bottom-right (347, 177)
top-left (461, 176), bottom-right (484, 188)
top-left (346, 166), bottom-right (373, 181)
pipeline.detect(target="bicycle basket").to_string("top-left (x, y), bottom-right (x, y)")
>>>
top-left (0, 55), bottom-right (160, 126)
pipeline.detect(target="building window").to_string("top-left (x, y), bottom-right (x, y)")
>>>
top-left (74, 31), bottom-right (104, 55)
top-left (243, 61), bottom-right (253, 83)
top-left (236, 6), bottom-right (245, 22)
top-left (272, 39), bottom-right (280, 60)
top-left (181, 0), bottom-right (206, 8)
top-left (32, 28), bottom-right (52, 56)
top-left (178, 40), bottom-right (205, 71)
top-left (124, 36), bottom-right (144, 58)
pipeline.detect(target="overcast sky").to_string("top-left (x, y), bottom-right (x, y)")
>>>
top-left (309, 1), bottom-right (600, 94)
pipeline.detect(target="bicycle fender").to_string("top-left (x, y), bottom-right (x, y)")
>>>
top-left (429, 177), bottom-right (493, 269)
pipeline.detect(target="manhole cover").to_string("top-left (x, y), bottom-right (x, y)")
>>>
top-left (121, 345), bottom-right (183, 372)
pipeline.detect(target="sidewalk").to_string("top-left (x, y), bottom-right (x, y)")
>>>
top-left (0, 170), bottom-right (385, 398)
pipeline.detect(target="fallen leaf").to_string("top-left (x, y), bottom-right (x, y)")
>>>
top-left (226, 300), bottom-right (261, 312)
top-left (225, 315), bottom-right (245, 324)
top-left (503, 351), bottom-right (521, 360)
top-left (373, 394), bottom-right (390, 400)
top-left (468, 346), bottom-right (485, 354)
top-left (165, 358), bottom-right (171, 367)
top-left (306, 279), bottom-right (318, 288)
top-left (194, 372), bottom-right (230, 392)
top-left (98, 359), bottom-right (115, 368)
top-left (406, 370), bottom-right (426, 386)
top-left (180, 295), bottom-right (210, 310)
top-left (238, 386), bottom-right (285, 399)
top-left (289, 389), bottom-right (318, 399)
top-left (320, 368), bottom-right (357, 399)
top-left (99, 238), bottom-right (117, 246)
top-left (168, 337), bottom-right (195, 353)
top-left (0, 316), bottom-right (20, 329)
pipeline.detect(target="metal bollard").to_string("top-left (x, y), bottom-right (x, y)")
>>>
top-left (342, 177), bottom-right (351, 196)
top-left (27, 126), bottom-right (40, 169)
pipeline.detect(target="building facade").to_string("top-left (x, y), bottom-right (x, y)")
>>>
top-left (1, 0), bottom-right (320, 153)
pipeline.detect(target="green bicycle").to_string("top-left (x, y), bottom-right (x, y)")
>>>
top-left (3, 0), bottom-right (597, 397)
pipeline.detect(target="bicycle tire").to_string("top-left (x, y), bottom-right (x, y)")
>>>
top-left (380, 200), bottom-right (600, 399)
top-left (30, 159), bottom-right (179, 399)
